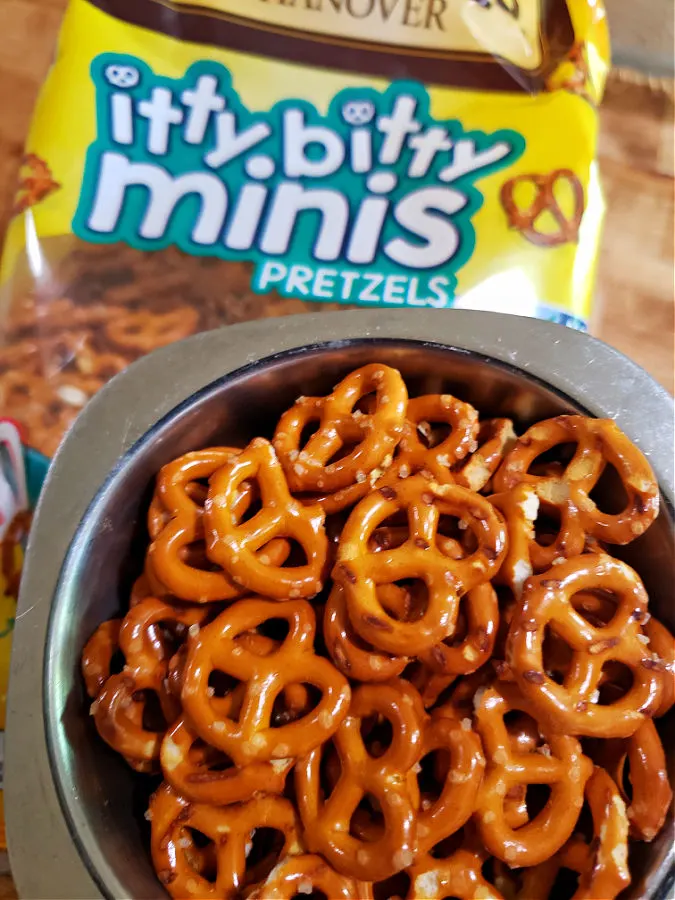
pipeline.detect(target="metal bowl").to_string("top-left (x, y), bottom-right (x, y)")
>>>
top-left (6, 310), bottom-right (674, 899)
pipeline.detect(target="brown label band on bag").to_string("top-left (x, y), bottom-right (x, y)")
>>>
top-left (92, 0), bottom-right (575, 90)
top-left (500, 168), bottom-right (585, 247)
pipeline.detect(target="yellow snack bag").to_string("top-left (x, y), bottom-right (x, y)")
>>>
top-left (0, 0), bottom-right (610, 859)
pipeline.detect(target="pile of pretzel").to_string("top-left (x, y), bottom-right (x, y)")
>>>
top-left (81, 363), bottom-right (674, 899)
top-left (0, 239), bottom-right (338, 457)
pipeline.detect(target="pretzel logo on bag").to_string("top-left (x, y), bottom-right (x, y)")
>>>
top-left (501, 169), bottom-right (585, 247)
top-left (334, 475), bottom-right (506, 656)
top-left (181, 597), bottom-right (350, 765)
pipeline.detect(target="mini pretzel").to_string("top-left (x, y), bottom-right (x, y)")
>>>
top-left (181, 597), bottom-right (350, 765)
top-left (160, 715), bottom-right (293, 806)
top-left (274, 364), bottom-right (407, 494)
top-left (147, 447), bottom-right (290, 602)
top-left (508, 555), bottom-right (664, 737)
top-left (247, 854), bottom-right (369, 899)
top-left (407, 842), bottom-right (503, 900)
top-left (335, 476), bottom-right (506, 656)
top-left (420, 582), bottom-right (498, 677)
top-left (406, 662), bottom-right (457, 708)
top-left (452, 418), bottom-right (516, 493)
top-left (504, 766), bottom-right (630, 900)
top-left (473, 681), bottom-right (592, 867)
top-left (591, 719), bottom-right (672, 842)
top-left (388, 394), bottom-right (479, 483)
top-left (416, 710), bottom-right (485, 854)
top-left (81, 618), bottom-right (121, 698)
top-left (205, 438), bottom-right (327, 599)
top-left (493, 416), bottom-right (659, 567)
top-left (296, 678), bottom-right (424, 881)
top-left (324, 583), bottom-right (408, 682)
top-left (501, 169), bottom-right (585, 247)
top-left (150, 783), bottom-right (303, 898)
top-left (644, 616), bottom-right (675, 717)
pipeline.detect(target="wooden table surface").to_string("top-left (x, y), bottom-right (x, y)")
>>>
top-left (0, 3), bottom-right (673, 897)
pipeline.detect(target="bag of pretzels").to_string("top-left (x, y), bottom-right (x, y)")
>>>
top-left (0, 0), bottom-right (609, 836)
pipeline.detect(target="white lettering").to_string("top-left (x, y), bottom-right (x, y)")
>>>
top-left (205, 112), bottom-right (271, 169)
top-left (182, 75), bottom-right (226, 145)
top-left (377, 95), bottom-right (421, 165)
top-left (283, 109), bottom-right (345, 178)
top-left (256, 261), bottom-right (288, 290)
top-left (427, 275), bottom-right (450, 308)
top-left (346, 196), bottom-right (390, 264)
top-left (138, 87), bottom-right (184, 156)
top-left (339, 270), bottom-right (361, 301)
top-left (111, 93), bottom-right (134, 145)
top-left (261, 183), bottom-right (348, 261)
top-left (439, 139), bottom-right (512, 182)
top-left (87, 153), bottom-right (227, 244)
top-left (385, 187), bottom-right (466, 268)
top-left (407, 127), bottom-right (452, 177)
top-left (286, 265), bottom-right (314, 296)
top-left (224, 183), bottom-right (268, 250)
top-left (313, 268), bottom-right (338, 299)
top-left (359, 273), bottom-right (383, 303)
top-left (383, 275), bottom-right (407, 304)
top-left (350, 128), bottom-right (372, 174)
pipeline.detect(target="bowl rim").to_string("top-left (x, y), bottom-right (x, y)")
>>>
top-left (7, 311), bottom-right (675, 900)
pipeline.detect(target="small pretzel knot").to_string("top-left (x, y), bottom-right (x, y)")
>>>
top-left (500, 169), bottom-right (585, 247)
top-left (334, 476), bottom-right (506, 656)
top-left (473, 681), bottom-right (593, 867)
top-left (150, 783), bottom-right (304, 898)
top-left (274, 363), bottom-right (408, 496)
top-left (388, 394), bottom-right (479, 483)
top-left (87, 597), bottom-right (209, 767)
top-left (324, 583), bottom-right (409, 683)
top-left (591, 719), bottom-right (672, 843)
top-left (420, 582), bottom-right (498, 677)
top-left (501, 766), bottom-right (630, 900)
top-left (407, 840), bottom-right (502, 900)
top-left (508, 554), bottom-right (664, 737)
top-left (81, 618), bottom-right (121, 699)
top-left (205, 438), bottom-right (327, 599)
top-left (147, 447), bottom-right (291, 602)
top-left (493, 416), bottom-right (660, 568)
top-left (296, 678), bottom-right (424, 881)
top-left (247, 854), bottom-right (369, 899)
top-left (160, 714), bottom-right (293, 806)
top-left (452, 418), bottom-right (516, 493)
top-left (643, 616), bottom-right (675, 717)
top-left (416, 709), bottom-right (485, 854)
top-left (181, 597), bottom-right (350, 765)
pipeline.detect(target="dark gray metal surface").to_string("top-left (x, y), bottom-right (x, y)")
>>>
top-left (6, 311), bottom-right (674, 899)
